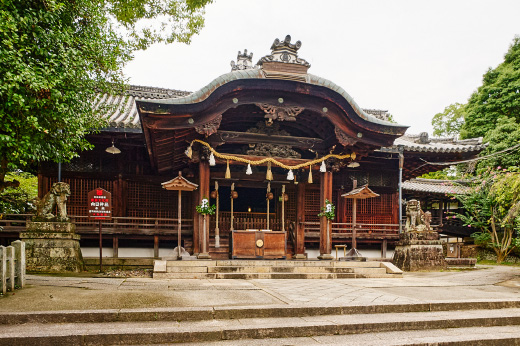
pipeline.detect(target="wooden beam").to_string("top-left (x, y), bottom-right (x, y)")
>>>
top-left (208, 131), bottom-right (324, 149)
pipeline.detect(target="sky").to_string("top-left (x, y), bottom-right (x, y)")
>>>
top-left (124, 0), bottom-right (520, 135)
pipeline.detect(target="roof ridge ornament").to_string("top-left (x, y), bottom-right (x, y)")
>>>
top-left (230, 49), bottom-right (255, 71)
top-left (257, 35), bottom-right (311, 70)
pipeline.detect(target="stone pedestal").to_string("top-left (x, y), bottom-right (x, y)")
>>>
top-left (317, 253), bottom-right (334, 260)
top-left (392, 231), bottom-right (446, 271)
top-left (20, 222), bottom-right (84, 273)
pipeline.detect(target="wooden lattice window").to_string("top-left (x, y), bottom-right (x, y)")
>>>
top-left (343, 193), bottom-right (396, 225)
top-left (127, 181), bottom-right (192, 220)
top-left (304, 187), bottom-right (321, 223)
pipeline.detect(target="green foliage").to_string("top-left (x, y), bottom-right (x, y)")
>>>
top-left (318, 199), bottom-right (335, 221)
top-left (0, 171), bottom-right (37, 214)
top-left (195, 198), bottom-right (216, 215)
top-left (419, 166), bottom-right (461, 180)
top-left (461, 36), bottom-right (520, 139)
top-left (455, 168), bottom-right (520, 263)
top-left (477, 117), bottom-right (520, 171)
top-left (0, 0), bottom-right (210, 192)
top-left (431, 103), bottom-right (466, 137)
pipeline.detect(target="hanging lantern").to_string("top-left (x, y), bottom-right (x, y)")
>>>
top-left (287, 169), bottom-right (294, 180)
top-left (266, 192), bottom-right (274, 200)
top-left (209, 152), bottom-right (216, 166)
top-left (320, 160), bottom-right (326, 173)
top-left (184, 145), bottom-right (193, 159)
top-left (210, 190), bottom-right (218, 199)
top-left (225, 160), bottom-right (231, 179)
top-left (231, 190), bottom-right (238, 199)
top-left (246, 163), bottom-right (252, 175)
top-left (283, 193), bottom-right (289, 202)
top-left (266, 161), bottom-right (273, 181)
top-left (308, 165), bottom-right (313, 184)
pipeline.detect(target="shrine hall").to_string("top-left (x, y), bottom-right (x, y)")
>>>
top-left (0, 36), bottom-right (485, 261)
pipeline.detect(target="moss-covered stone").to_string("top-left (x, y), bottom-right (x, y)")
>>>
top-left (20, 222), bottom-right (84, 273)
top-left (392, 231), bottom-right (447, 271)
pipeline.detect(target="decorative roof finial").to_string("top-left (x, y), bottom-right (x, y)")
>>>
top-left (230, 49), bottom-right (254, 71)
top-left (258, 35), bottom-right (310, 69)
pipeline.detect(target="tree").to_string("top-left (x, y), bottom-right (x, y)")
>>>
top-left (477, 116), bottom-right (520, 171)
top-left (455, 168), bottom-right (520, 264)
top-left (460, 36), bottom-right (520, 139)
top-left (0, 171), bottom-right (37, 214)
top-left (0, 0), bottom-right (211, 192)
top-left (431, 103), bottom-right (465, 137)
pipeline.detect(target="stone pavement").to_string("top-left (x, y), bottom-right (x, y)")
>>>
top-left (1, 264), bottom-right (519, 312)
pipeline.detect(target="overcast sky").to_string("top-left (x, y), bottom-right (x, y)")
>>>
top-left (124, 0), bottom-right (520, 135)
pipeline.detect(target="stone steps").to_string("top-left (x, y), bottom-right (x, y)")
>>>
top-left (2, 301), bottom-right (520, 345)
top-left (154, 260), bottom-right (402, 279)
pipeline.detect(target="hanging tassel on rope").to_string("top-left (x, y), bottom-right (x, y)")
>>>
top-left (308, 165), bottom-right (313, 184)
top-left (266, 161), bottom-right (273, 181)
top-left (320, 160), bottom-right (326, 173)
top-left (225, 160), bottom-right (231, 179)
top-left (184, 144), bottom-right (193, 159)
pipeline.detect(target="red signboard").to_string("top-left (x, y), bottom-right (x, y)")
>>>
top-left (88, 188), bottom-right (112, 220)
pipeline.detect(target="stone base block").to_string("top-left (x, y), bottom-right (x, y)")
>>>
top-left (392, 231), bottom-right (447, 271)
top-left (197, 253), bottom-right (212, 259)
top-left (20, 222), bottom-right (84, 273)
top-left (317, 253), bottom-right (334, 260)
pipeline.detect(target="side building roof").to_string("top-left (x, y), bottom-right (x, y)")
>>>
top-left (403, 178), bottom-right (472, 195)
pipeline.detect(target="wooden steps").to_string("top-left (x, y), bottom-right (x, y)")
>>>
top-left (153, 259), bottom-right (402, 279)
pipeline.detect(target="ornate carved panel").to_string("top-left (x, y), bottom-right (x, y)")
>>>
top-left (256, 103), bottom-right (304, 122)
top-left (195, 114), bottom-right (222, 137)
top-left (247, 143), bottom-right (301, 159)
top-left (335, 127), bottom-right (358, 146)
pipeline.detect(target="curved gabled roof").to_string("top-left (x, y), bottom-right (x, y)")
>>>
top-left (141, 68), bottom-right (405, 131)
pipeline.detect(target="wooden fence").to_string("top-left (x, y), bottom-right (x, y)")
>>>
top-left (0, 240), bottom-right (25, 295)
top-left (302, 221), bottom-right (401, 240)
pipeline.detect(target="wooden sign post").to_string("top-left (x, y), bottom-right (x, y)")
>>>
top-left (88, 188), bottom-right (112, 272)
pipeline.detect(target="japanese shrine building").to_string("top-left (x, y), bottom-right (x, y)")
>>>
top-left (29, 36), bottom-right (485, 259)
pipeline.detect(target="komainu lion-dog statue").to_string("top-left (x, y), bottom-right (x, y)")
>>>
top-left (34, 182), bottom-right (71, 222)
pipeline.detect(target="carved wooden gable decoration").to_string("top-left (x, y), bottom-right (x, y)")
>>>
top-left (162, 172), bottom-right (198, 191)
top-left (341, 185), bottom-right (380, 200)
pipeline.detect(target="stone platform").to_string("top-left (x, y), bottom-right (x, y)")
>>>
top-left (20, 222), bottom-right (84, 273)
top-left (153, 259), bottom-right (403, 279)
top-left (392, 231), bottom-right (447, 271)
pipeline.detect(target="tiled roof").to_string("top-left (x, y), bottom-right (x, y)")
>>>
top-left (142, 69), bottom-right (405, 130)
top-left (95, 85), bottom-right (190, 129)
top-left (393, 134), bottom-right (486, 153)
top-left (402, 178), bottom-right (472, 195)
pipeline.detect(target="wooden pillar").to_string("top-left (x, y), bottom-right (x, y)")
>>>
top-left (113, 236), bottom-right (118, 258)
top-left (192, 189), bottom-right (200, 255)
top-left (197, 160), bottom-right (211, 259)
top-left (154, 235), bottom-right (159, 258)
top-left (381, 239), bottom-right (387, 258)
top-left (318, 171), bottom-right (333, 259)
top-left (295, 182), bottom-right (306, 259)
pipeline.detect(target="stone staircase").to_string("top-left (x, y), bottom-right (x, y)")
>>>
top-left (2, 301), bottom-right (520, 345)
top-left (153, 259), bottom-right (402, 279)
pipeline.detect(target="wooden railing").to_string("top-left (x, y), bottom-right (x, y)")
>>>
top-left (214, 212), bottom-right (289, 231)
top-left (0, 214), bottom-right (193, 236)
top-left (302, 221), bottom-right (400, 239)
